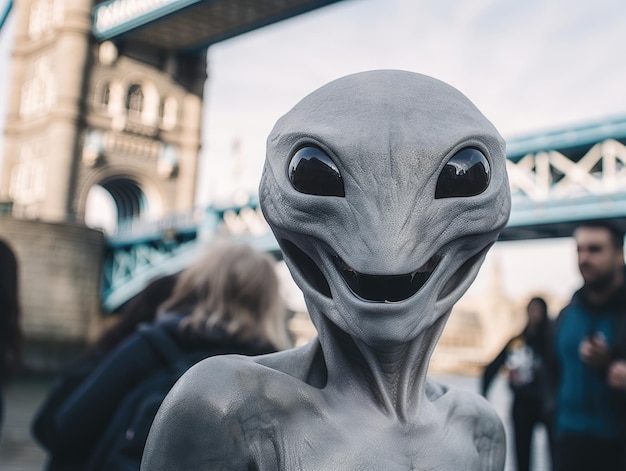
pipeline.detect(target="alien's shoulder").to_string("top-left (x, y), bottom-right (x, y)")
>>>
top-left (175, 353), bottom-right (277, 401)
top-left (144, 355), bottom-right (274, 469)
top-left (171, 349), bottom-right (312, 408)
top-left (426, 378), bottom-right (503, 427)
top-left (426, 380), bottom-right (505, 469)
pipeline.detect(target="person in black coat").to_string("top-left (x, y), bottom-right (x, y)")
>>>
top-left (481, 297), bottom-right (553, 471)
top-left (0, 238), bottom-right (21, 435)
top-left (33, 241), bottom-right (292, 469)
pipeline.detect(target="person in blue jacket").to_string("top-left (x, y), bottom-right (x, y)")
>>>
top-left (549, 221), bottom-right (626, 471)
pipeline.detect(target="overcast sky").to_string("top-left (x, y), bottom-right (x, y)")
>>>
top-left (198, 0), bottom-right (625, 303)
top-left (200, 0), bottom-right (626, 202)
top-left (1, 0), bottom-right (625, 302)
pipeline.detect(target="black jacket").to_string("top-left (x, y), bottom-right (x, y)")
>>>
top-left (33, 315), bottom-right (275, 469)
top-left (481, 327), bottom-right (550, 402)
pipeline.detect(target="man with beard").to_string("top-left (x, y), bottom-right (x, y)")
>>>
top-left (550, 222), bottom-right (626, 471)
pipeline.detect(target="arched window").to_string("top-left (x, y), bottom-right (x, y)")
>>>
top-left (20, 58), bottom-right (56, 118)
top-left (95, 82), bottom-right (111, 112)
top-left (29, 0), bottom-right (64, 38)
top-left (161, 96), bottom-right (177, 130)
top-left (158, 100), bottom-right (165, 119)
top-left (101, 84), bottom-right (110, 107)
top-left (126, 84), bottom-right (144, 120)
top-left (9, 142), bottom-right (46, 219)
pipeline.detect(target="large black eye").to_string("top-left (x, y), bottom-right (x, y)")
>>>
top-left (288, 146), bottom-right (345, 197)
top-left (435, 148), bottom-right (490, 199)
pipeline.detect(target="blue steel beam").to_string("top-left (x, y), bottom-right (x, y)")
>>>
top-left (501, 114), bottom-right (626, 240)
top-left (500, 194), bottom-right (626, 241)
top-left (507, 114), bottom-right (626, 161)
top-left (93, 0), bottom-right (202, 41)
top-left (102, 200), bottom-right (281, 312)
top-left (93, 0), bottom-right (346, 51)
top-left (0, 0), bottom-right (12, 33)
top-left (509, 194), bottom-right (626, 228)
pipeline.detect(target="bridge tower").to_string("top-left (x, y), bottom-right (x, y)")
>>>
top-left (0, 0), bottom-right (345, 370)
top-left (0, 0), bottom-right (205, 226)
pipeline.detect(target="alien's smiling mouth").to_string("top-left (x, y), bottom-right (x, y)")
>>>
top-left (280, 239), bottom-right (441, 303)
top-left (332, 254), bottom-right (441, 303)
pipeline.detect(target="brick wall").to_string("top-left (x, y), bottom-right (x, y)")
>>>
top-left (0, 216), bottom-right (105, 370)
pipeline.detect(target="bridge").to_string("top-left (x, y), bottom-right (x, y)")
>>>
top-left (103, 114), bottom-right (626, 312)
top-left (0, 0), bottom-right (347, 226)
top-left (1, 0), bottom-right (345, 49)
top-left (0, 0), bottom-right (354, 366)
top-left (503, 115), bottom-right (626, 241)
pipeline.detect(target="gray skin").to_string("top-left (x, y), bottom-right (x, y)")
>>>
top-left (142, 70), bottom-right (511, 470)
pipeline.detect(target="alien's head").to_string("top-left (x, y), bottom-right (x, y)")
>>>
top-left (260, 70), bottom-right (510, 347)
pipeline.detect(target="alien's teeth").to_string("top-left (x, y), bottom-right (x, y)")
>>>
top-left (332, 253), bottom-right (441, 303)
top-left (336, 254), bottom-right (441, 277)
top-left (415, 254), bottom-right (442, 274)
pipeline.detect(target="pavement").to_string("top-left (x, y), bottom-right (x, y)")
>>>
top-left (0, 375), bottom-right (51, 471)
top-left (0, 373), bottom-right (550, 471)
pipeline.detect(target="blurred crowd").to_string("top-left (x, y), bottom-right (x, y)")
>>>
top-left (482, 221), bottom-right (626, 471)
top-left (1, 239), bottom-right (292, 470)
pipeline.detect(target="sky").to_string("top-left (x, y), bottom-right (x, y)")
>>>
top-left (1, 0), bottom-right (625, 304)
top-left (200, 0), bottom-right (626, 204)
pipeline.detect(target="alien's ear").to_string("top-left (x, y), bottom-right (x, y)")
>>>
top-left (288, 146), bottom-right (345, 197)
top-left (435, 148), bottom-right (490, 199)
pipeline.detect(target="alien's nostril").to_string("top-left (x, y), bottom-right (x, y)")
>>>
top-left (333, 255), bottom-right (441, 303)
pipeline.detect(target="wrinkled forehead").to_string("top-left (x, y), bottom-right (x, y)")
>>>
top-left (267, 70), bottom-right (502, 163)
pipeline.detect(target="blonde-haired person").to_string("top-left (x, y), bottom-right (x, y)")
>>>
top-left (33, 242), bottom-right (291, 470)
top-left (159, 241), bottom-right (291, 351)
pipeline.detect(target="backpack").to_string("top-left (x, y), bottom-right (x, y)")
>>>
top-left (86, 324), bottom-right (210, 471)
top-left (33, 353), bottom-right (104, 470)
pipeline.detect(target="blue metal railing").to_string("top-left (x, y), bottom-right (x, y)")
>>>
top-left (102, 196), bottom-right (278, 312)
top-left (505, 114), bottom-right (626, 160)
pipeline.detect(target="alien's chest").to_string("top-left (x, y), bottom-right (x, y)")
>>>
top-left (239, 401), bottom-right (479, 471)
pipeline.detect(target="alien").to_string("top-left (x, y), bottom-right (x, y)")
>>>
top-left (142, 70), bottom-right (511, 470)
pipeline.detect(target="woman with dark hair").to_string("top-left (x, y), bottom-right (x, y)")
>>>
top-left (85, 273), bottom-right (179, 360)
top-left (482, 296), bottom-right (553, 471)
top-left (0, 238), bottom-right (22, 432)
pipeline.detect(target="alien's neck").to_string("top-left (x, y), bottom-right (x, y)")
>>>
top-left (316, 311), bottom-right (450, 421)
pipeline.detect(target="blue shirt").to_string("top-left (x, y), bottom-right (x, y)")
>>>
top-left (555, 300), bottom-right (620, 439)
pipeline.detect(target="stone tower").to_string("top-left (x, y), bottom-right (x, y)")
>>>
top-left (0, 0), bottom-right (207, 368)
top-left (0, 0), bottom-right (206, 226)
